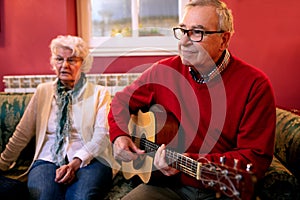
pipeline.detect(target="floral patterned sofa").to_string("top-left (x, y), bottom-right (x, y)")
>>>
top-left (257, 107), bottom-right (300, 199)
top-left (0, 92), bottom-right (299, 200)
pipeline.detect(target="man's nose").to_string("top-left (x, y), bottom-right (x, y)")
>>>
top-left (180, 33), bottom-right (192, 45)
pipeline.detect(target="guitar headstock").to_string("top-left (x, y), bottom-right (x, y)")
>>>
top-left (196, 157), bottom-right (257, 200)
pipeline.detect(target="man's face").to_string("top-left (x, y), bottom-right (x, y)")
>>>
top-left (178, 6), bottom-right (226, 72)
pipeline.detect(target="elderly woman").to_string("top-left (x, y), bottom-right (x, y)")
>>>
top-left (0, 35), bottom-right (119, 200)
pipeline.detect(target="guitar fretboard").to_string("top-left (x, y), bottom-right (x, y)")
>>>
top-left (133, 136), bottom-right (200, 180)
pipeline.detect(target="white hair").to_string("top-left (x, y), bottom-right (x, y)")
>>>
top-left (49, 35), bottom-right (93, 73)
top-left (186, 0), bottom-right (234, 34)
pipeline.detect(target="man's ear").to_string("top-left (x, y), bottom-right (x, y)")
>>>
top-left (220, 32), bottom-right (231, 51)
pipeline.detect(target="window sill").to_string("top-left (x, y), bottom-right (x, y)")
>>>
top-left (89, 36), bottom-right (178, 57)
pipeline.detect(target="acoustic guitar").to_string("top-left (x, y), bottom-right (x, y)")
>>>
top-left (122, 110), bottom-right (257, 200)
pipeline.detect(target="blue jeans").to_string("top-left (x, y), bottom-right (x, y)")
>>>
top-left (27, 159), bottom-right (112, 200)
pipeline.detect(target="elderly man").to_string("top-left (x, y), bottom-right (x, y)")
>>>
top-left (108, 0), bottom-right (276, 199)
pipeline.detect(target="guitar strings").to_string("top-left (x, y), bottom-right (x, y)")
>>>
top-left (139, 138), bottom-right (241, 198)
top-left (140, 139), bottom-right (200, 177)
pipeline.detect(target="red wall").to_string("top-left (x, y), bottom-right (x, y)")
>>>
top-left (223, 0), bottom-right (300, 110)
top-left (0, 0), bottom-right (77, 78)
top-left (0, 0), bottom-right (299, 109)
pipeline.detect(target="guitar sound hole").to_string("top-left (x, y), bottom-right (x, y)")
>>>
top-left (133, 154), bottom-right (146, 169)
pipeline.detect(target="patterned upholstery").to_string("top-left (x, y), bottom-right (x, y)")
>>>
top-left (255, 108), bottom-right (300, 200)
top-left (274, 108), bottom-right (300, 180)
top-left (0, 93), bottom-right (33, 153)
top-left (258, 156), bottom-right (300, 199)
top-left (0, 93), bottom-right (33, 152)
top-left (0, 93), bottom-right (34, 179)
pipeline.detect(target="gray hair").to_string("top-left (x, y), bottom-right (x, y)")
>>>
top-left (49, 35), bottom-right (93, 73)
top-left (185, 0), bottom-right (234, 34)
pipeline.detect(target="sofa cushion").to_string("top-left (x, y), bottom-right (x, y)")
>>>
top-left (275, 108), bottom-right (300, 180)
top-left (0, 93), bottom-right (34, 179)
top-left (0, 93), bottom-right (33, 152)
top-left (258, 156), bottom-right (300, 199)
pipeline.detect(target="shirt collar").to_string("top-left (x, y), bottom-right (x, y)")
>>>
top-left (189, 49), bottom-right (230, 84)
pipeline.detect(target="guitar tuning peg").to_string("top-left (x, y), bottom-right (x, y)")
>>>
top-left (235, 174), bottom-right (242, 181)
top-left (219, 185), bottom-right (227, 191)
top-left (246, 163), bottom-right (253, 172)
top-left (233, 158), bottom-right (239, 169)
top-left (219, 156), bottom-right (226, 165)
top-left (233, 190), bottom-right (240, 197)
top-left (208, 181), bottom-right (215, 187)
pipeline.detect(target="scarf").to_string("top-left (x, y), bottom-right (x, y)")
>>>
top-left (51, 73), bottom-right (87, 166)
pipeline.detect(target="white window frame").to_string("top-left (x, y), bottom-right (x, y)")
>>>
top-left (76, 0), bottom-right (189, 57)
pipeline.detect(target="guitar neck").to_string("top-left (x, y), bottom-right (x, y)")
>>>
top-left (133, 136), bottom-right (199, 179)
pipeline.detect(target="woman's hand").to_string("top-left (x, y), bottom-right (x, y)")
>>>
top-left (55, 157), bottom-right (81, 184)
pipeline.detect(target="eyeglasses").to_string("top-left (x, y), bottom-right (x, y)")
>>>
top-left (54, 57), bottom-right (83, 65)
top-left (173, 27), bottom-right (225, 42)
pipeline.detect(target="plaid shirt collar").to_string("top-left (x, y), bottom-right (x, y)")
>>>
top-left (189, 49), bottom-right (230, 84)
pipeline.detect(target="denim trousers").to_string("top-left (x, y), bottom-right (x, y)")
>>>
top-left (27, 159), bottom-right (112, 200)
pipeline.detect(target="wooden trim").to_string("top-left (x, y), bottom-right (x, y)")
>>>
top-left (76, 0), bottom-right (91, 43)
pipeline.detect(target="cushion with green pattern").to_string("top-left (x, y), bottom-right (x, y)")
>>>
top-left (0, 93), bottom-right (34, 178)
top-left (275, 108), bottom-right (300, 180)
top-left (0, 93), bottom-right (33, 152)
top-left (258, 156), bottom-right (300, 199)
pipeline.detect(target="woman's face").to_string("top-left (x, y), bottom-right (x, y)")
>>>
top-left (53, 47), bottom-right (83, 89)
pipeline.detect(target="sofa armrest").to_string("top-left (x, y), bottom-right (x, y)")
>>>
top-left (275, 108), bottom-right (300, 180)
top-left (257, 156), bottom-right (300, 200)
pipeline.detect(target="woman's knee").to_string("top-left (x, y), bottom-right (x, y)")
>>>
top-left (66, 159), bottom-right (113, 200)
top-left (27, 160), bottom-right (63, 200)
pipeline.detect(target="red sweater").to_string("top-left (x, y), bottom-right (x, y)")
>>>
top-left (108, 54), bottom-right (276, 189)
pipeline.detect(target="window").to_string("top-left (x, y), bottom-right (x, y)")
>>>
top-left (77, 0), bottom-right (189, 56)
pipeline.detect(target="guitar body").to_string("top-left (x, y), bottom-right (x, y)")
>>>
top-left (122, 111), bottom-right (156, 183)
top-left (123, 110), bottom-right (179, 183)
